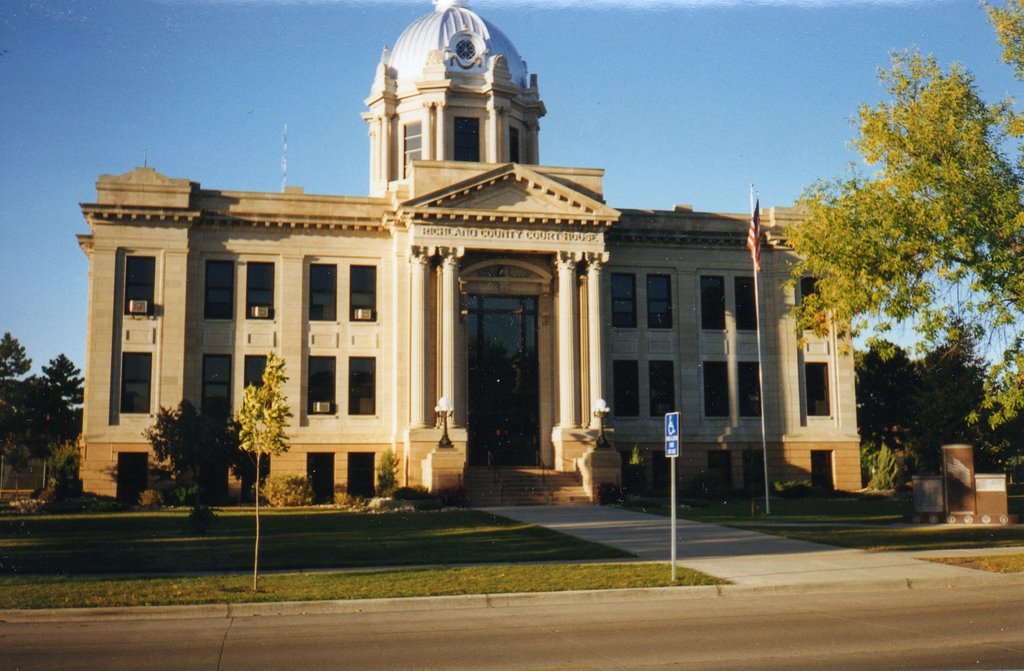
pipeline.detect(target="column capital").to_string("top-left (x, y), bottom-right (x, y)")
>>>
top-left (555, 251), bottom-right (581, 272)
top-left (438, 246), bottom-right (465, 266)
top-left (409, 245), bottom-right (432, 265)
top-left (584, 251), bottom-right (610, 270)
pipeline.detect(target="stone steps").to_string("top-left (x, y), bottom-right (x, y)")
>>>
top-left (464, 466), bottom-right (592, 507)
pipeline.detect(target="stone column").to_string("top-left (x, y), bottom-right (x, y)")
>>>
top-left (438, 247), bottom-right (463, 423)
top-left (555, 252), bottom-right (580, 428)
top-left (586, 252), bottom-right (608, 429)
top-left (409, 246), bottom-right (431, 428)
top-left (425, 103), bottom-right (437, 161)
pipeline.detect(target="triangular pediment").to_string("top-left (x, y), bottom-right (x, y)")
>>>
top-left (402, 164), bottom-right (619, 226)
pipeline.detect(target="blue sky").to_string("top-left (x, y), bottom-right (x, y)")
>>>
top-left (0, 0), bottom-right (1016, 373)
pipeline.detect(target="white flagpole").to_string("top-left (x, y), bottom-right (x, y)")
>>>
top-left (750, 186), bottom-right (771, 515)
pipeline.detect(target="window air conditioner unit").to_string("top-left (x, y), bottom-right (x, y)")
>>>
top-left (127, 299), bottom-right (149, 316)
top-left (353, 308), bottom-right (374, 321)
top-left (251, 305), bottom-right (271, 319)
top-left (311, 401), bottom-right (332, 414)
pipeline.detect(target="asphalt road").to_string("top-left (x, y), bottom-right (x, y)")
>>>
top-left (5, 583), bottom-right (1024, 671)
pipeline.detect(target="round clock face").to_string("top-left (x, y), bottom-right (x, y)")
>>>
top-left (455, 38), bottom-right (476, 61)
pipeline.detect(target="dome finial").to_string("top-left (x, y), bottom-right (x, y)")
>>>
top-left (434, 0), bottom-right (468, 11)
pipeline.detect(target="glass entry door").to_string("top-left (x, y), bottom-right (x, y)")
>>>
top-left (467, 295), bottom-right (540, 466)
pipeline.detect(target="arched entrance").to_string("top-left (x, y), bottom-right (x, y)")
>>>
top-left (467, 294), bottom-right (539, 465)
top-left (461, 258), bottom-right (551, 467)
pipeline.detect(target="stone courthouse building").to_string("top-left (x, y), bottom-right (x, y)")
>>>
top-left (77, 0), bottom-right (860, 503)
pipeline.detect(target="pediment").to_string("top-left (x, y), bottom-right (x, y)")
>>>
top-left (403, 164), bottom-right (619, 226)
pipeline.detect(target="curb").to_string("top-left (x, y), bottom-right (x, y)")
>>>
top-left (4, 572), bottom-right (1024, 624)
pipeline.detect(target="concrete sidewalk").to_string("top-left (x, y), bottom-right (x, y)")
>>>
top-left (487, 505), bottom-right (1023, 588)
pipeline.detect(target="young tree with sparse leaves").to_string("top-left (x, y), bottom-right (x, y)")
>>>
top-left (788, 2), bottom-right (1024, 428)
top-left (236, 352), bottom-right (291, 591)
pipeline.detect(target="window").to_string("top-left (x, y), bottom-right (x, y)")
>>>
top-left (702, 361), bottom-right (729, 417)
top-left (202, 354), bottom-right (231, 418)
top-left (805, 362), bottom-right (831, 416)
top-left (309, 264), bottom-right (337, 321)
top-left (738, 361), bottom-right (761, 417)
top-left (700, 275), bottom-right (726, 330)
top-left (204, 260), bottom-right (234, 320)
top-left (612, 360), bottom-right (639, 417)
top-left (350, 265), bottom-right (377, 321)
top-left (734, 276), bottom-right (757, 331)
top-left (509, 126), bottom-right (521, 163)
top-left (243, 355), bottom-right (267, 389)
top-left (120, 353), bottom-right (152, 414)
top-left (124, 256), bottom-right (155, 316)
top-left (707, 451), bottom-right (733, 487)
top-left (648, 360), bottom-right (675, 416)
top-left (454, 117), bottom-right (480, 162)
top-left (308, 356), bottom-right (336, 414)
top-left (349, 357), bottom-right (376, 416)
top-left (246, 262), bottom-right (274, 319)
top-left (403, 122), bottom-right (422, 178)
top-left (800, 276), bottom-right (819, 302)
top-left (646, 274), bottom-right (672, 329)
top-left (611, 273), bottom-right (637, 328)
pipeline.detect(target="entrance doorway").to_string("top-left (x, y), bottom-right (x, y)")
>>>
top-left (467, 295), bottom-right (540, 466)
top-left (811, 450), bottom-right (835, 491)
top-left (116, 452), bottom-right (148, 504)
top-left (306, 453), bottom-right (335, 503)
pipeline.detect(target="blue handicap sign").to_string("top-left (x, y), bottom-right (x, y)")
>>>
top-left (664, 412), bottom-right (680, 457)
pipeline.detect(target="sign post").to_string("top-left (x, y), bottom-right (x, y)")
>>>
top-left (665, 411), bottom-right (680, 582)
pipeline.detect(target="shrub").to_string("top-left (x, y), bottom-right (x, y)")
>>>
top-left (596, 482), bottom-right (624, 505)
top-left (772, 480), bottom-right (814, 499)
top-left (390, 485), bottom-right (433, 500)
top-left (261, 474), bottom-right (314, 507)
top-left (138, 489), bottom-right (164, 509)
top-left (868, 443), bottom-right (901, 491)
top-left (334, 491), bottom-right (365, 509)
top-left (437, 484), bottom-right (466, 507)
top-left (47, 442), bottom-right (82, 500)
top-left (376, 448), bottom-right (398, 497)
top-left (188, 504), bottom-right (216, 532)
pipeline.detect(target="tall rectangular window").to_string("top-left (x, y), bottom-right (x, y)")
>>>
top-left (309, 264), bottom-right (337, 321)
top-left (204, 260), bottom-right (234, 320)
top-left (646, 274), bottom-right (672, 329)
top-left (805, 362), bottom-right (831, 416)
top-left (734, 276), bottom-right (757, 331)
top-left (648, 360), bottom-right (675, 417)
top-left (243, 355), bottom-right (267, 389)
top-left (702, 361), bottom-right (729, 417)
top-left (611, 273), bottom-right (637, 328)
top-left (308, 356), bottom-right (336, 415)
top-left (350, 265), bottom-right (377, 321)
top-left (120, 352), bottom-right (152, 414)
top-left (349, 357), bottom-right (376, 416)
top-left (124, 256), bottom-right (155, 316)
top-left (454, 117), bottom-right (480, 162)
top-left (202, 354), bottom-right (232, 419)
top-left (403, 122), bottom-right (422, 178)
top-left (738, 361), bottom-right (761, 417)
top-left (800, 276), bottom-right (819, 302)
top-left (509, 126), bottom-right (521, 163)
top-left (612, 360), bottom-right (639, 417)
top-left (246, 262), bottom-right (275, 319)
top-left (700, 276), bottom-right (726, 330)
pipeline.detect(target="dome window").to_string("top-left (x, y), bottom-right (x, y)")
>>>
top-left (455, 38), bottom-right (476, 61)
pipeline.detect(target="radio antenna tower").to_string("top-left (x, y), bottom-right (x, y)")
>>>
top-left (281, 124), bottom-right (288, 192)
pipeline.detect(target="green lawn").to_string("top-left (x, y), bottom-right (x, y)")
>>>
top-left (0, 508), bottom-right (631, 575)
top-left (0, 562), bottom-right (724, 610)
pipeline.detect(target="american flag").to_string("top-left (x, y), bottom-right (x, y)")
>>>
top-left (747, 198), bottom-right (761, 272)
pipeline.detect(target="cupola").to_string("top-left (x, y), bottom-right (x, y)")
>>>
top-left (364, 0), bottom-right (546, 197)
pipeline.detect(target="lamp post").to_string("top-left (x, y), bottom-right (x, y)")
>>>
top-left (435, 396), bottom-right (453, 449)
top-left (593, 398), bottom-right (610, 449)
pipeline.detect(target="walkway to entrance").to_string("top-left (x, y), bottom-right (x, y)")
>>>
top-left (486, 505), bottom-right (1018, 588)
